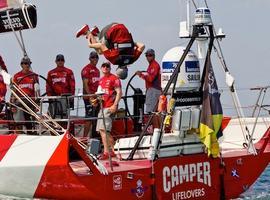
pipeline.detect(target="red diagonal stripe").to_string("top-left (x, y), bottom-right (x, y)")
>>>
top-left (221, 116), bottom-right (231, 131)
top-left (0, 0), bottom-right (8, 9)
top-left (0, 134), bottom-right (18, 162)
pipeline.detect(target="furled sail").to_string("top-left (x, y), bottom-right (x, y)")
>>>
top-left (0, 0), bottom-right (37, 33)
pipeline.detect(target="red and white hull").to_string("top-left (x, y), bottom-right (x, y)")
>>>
top-left (220, 117), bottom-right (270, 151)
top-left (0, 126), bottom-right (269, 200)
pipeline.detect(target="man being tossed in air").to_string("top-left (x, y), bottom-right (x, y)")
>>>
top-left (76, 23), bottom-right (145, 79)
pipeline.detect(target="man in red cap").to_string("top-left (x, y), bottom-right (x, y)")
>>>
top-left (0, 55), bottom-right (7, 112)
top-left (96, 62), bottom-right (122, 160)
top-left (76, 23), bottom-right (145, 67)
top-left (81, 51), bottom-right (100, 138)
top-left (12, 57), bottom-right (39, 134)
top-left (46, 54), bottom-right (75, 120)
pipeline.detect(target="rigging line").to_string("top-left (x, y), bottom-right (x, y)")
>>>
top-left (204, 0), bottom-right (209, 8)
top-left (11, 82), bottom-right (89, 149)
top-left (6, 72), bottom-right (88, 149)
top-left (12, 83), bottom-right (65, 132)
top-left (6, 10), bottom-right (27, 56)
top-left (213, 33), bottom-right (249, 114)
top-left (12, 81), bottom-right (61, 129)
top-left (10, 89), bottom-right (61, 136)
top-left (203, 24), bottom-right (250, 144)
top-left (249, 88), bottom-right (268, 147)
top-left (214, 47), bottom-right (253, 151)
top-left (191, 0), bottom-right (197, 9)
top-left (19, 30), bottom-right (28, 58)
top-left (9, 101), bottom-right (33, 115)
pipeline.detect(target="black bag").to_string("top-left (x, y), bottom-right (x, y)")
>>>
top-left (0, 4), bottom-right (37, 33)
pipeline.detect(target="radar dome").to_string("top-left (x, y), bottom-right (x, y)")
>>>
top-left (161, 46), bottom-right (200, 92)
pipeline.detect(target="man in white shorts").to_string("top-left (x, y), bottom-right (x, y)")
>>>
top-left (96, 62), bottom-right (122, 160)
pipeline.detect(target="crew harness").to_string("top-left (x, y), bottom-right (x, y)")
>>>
top-left (101, 23), bottom-right (135, 66)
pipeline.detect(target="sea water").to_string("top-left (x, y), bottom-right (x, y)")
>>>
top-left (0, 165), bottom-right (270, 199)
top-left (237, 164), bottom-right (270, 199)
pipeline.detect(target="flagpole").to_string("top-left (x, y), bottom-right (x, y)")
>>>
top-left (200, 25), bottom-right (214, 92)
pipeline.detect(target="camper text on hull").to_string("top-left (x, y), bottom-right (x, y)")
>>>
top-left (163, 162), bottom-right (211, 193)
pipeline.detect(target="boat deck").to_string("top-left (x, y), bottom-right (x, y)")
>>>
top-left (70, 158), bottom-right (151, 175)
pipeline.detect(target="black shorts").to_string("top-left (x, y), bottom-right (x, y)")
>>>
top-left (84, 99), bottom-right (99, 118)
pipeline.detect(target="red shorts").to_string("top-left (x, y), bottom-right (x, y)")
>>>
top-left (103, 49), bottom-right (119, 65)
top-left (103, 48), bottom-right (142, 65)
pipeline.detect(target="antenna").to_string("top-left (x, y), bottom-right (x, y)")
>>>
top-left (187, 0), bottom-right (190, 34)
top-left (179, 0), bottom-right (191, 38)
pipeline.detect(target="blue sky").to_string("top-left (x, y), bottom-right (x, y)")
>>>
top-left (1, 0), bottom-right (270, 115)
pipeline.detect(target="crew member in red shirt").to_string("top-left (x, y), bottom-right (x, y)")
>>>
top-left (0, 55), bottom-right (8, 112)
top-left (46, 54), bottom-right (75, 119)
top-left (136, 49), bottom-right (161, 128)
top-left (76, 23), bottom-right (145, 69)
top-left (81, 51), bottom-right (100, 138)
top-left (12, 57), bottom-right (39, 134)
top-left (96, 62), bottom-right (122, 160)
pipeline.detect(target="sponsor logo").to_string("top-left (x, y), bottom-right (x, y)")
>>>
top-left (52, 77), bottom-right (66, 84)
top-left (187, 74), bottom-right (200, 82)
top-left (175, 97), bottom-right (201, 103)
top-left (231, 169), bottom-right (239, 178)
top-left (171, 188), bottom-right (205, 200)
top-left (131, 179), bottom-right (148, 198)
top-left (185, 61), bottom-right (200, 73)
top-left (1, 15), bottom-right (23, 30)
top-left (113, 175), bottom-right (122, 190)
top-left (19, 83), bottom-right (33, 89)
top-left (162, 62), bottom-right (178, 73)
top-left (163, 162), bottom-right (211, 193)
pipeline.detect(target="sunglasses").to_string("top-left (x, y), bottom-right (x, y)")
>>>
top-left (21, 62), bottom-right (30, 65)
top-left (102, 65), bottom-right (110, 68)
top-left (56, 59), bottom-right (64, 62)
top-left (90, 56), bottom-right (98, 59)
top-left (146, 54), bottom-right (154, 57)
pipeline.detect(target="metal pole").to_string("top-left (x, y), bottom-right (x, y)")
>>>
top-left (251, 88), bottom-right (263, 117)
top-left (127, 26), bottom-right (199, 160)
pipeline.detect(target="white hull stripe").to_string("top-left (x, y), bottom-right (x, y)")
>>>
top-left (220, 117), bottom-right (270, 150)
top-left (0, 134), bottom-right (64, 198)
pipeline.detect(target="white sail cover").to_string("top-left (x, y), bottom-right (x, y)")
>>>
top-left (0, 0), bottom-right (24, 9)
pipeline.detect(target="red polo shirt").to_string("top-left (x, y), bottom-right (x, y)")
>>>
top-left (46, 66), bottom-right (75, 96)
top-left (140, 60), bottom-right (161, 90)
top-left (81, 63), bottom-right (100, 95)
top-left (13, 70), bottom-right (39, 97)
top-left (99, 73), bottom-right (121, 108)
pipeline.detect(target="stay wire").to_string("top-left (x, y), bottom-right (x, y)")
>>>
top-left (204, 0), bottom-right (209, 8)
top-left (191, 0), bottom-right (197, 9)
